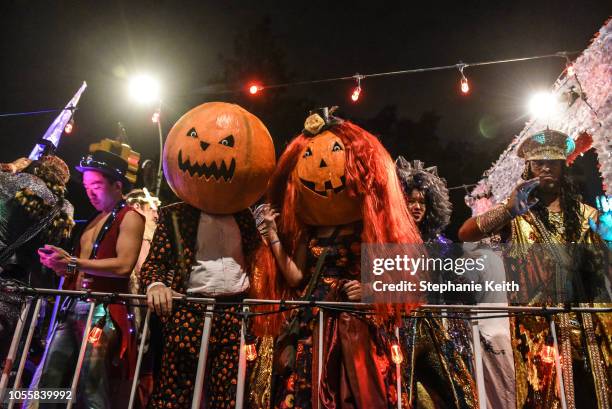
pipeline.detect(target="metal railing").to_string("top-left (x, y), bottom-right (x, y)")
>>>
top-left (1, 286), bottom-right (610, 409)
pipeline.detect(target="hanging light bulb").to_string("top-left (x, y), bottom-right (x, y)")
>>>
top-left (248, 84), bottom-right (262, 95)
top-left (461, 77), bottom-right (470, 94)
top-left (245, 342), bottom-right (258, 362)
top-left (541, 344), bottom-right (555, 364)
top-left (64, 118), bottom-right (75, 134)
top-left (88, 316), bottom-right (106, 345)
top-left (458, 64), bottom-right (470, 94)
top-left (350, 74), bottom-right (363, 102)
top-left (540, 335), bottom-right (556, 364)
top-left (391, 342), bottom-right (403, 364)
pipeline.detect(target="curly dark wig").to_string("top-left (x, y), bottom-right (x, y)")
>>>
top-left (396, 157), bottom-right (452, 241)
top-left (522, 161), bottom-right (582, 243)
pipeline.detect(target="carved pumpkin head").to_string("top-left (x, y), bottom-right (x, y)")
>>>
top-left (293, 130), bottom-right (361, 225)
top-left (163, 102), bottom-right (275, 214)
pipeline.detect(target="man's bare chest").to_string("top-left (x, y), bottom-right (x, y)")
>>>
top-left (79, 213), bottom-right (111, 259)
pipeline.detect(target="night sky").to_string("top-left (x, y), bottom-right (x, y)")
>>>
top-left (1, 1), bottom-right (609, 235)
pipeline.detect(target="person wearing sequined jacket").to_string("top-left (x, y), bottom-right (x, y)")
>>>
top-left (0, 154), bottom-right (74, 366)
top-left (459, 129), bottom-right (611, 409)
top-left (395, 157), bottom-right (478, 409)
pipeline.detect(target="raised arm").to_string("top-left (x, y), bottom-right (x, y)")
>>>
top-left (459, 178), bottom-right (540, 242)
top-left (260, 204), bottom-right (307, 288)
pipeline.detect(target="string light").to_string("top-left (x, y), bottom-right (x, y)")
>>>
top-left (88, 316), bottom-right (106, 345)
top-left (540, 335), bottom-right (556, 364)
top-left (458, 64), bottom-right (470, 94)
top-left (350, 74), bottom-right (363, 102)
top-left (391, 342), bottom-right (403, 364)
top-left (566, 64), bottom-right (575, 77)
top-left (248, 84), bottom-right (262, 95)
top-left (245, 342), bottom-right (258, 362)
top-left (228, 51), bottom-right (574, 98)
top-left (64, 118), bottom-right (74, 134)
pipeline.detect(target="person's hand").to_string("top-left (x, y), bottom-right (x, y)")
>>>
top-left (38, 245), bottom-right (71, 275)
top-left (260, 204), bottom-right (280, 240)
top-left (506, 178), bottom-right (540, 217)
top-left (146, 284), bottom-right (183, 317)
top-left (342, 280), bottom-right (362, 301)
top-left (589, 195), bottom-right (612, 243)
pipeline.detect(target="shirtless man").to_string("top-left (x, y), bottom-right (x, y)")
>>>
top-left (37, 146), bottom-right (144, 408)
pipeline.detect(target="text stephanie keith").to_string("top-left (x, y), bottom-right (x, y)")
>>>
top-left (372, 280), bottom-right (519, 293)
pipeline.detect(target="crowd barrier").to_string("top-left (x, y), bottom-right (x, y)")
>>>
top-left (1, 286), bottom-right (610, 409)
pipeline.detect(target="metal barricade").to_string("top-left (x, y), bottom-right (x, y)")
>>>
top-left (1, 287), bottom-right (610, 408)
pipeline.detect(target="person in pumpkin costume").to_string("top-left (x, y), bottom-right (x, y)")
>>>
top-left (260, 107), bottom-right (422, 409)
top-left (459, 129), bottom-right (611, 409)
top-left (140, 102), bottom-right (278, 409)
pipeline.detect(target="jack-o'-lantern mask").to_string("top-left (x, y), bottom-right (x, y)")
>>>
top-left (163, 102), bottom-right (275, 214)
top-left (294, 130), bottom-right (361, 225)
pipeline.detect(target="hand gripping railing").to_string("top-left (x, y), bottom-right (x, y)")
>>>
top-left (1, 286), bottom-right (610, 408)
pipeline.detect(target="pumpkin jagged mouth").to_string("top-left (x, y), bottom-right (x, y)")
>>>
top-left (178, 150), bottom-right (236, 181)
top-left (300, 176), bottom-right (346, 197)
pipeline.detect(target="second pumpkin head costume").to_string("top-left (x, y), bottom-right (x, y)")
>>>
top-left (266, 107), bottom-right (422, 409)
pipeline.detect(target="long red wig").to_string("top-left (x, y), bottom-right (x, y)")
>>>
top-left (265, 121), bottom-right (423, 321)
top-left (269, 120), bottom-right (422, 251)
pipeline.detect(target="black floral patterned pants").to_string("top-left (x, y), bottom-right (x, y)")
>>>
top-left (148, 304), bottom-right (242, 409)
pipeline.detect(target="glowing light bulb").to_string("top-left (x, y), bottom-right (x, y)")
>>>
top-left (391, 343), bottom-right (403, 364)
top-left (152, 111), bottom-right (160, 123)
top-left (245, 343), bottom-right (258, 362)
top-left (88, 326), bottom-right (103, 345)
top-left (541, 344), bottom-right (555, 364)
top-left (460, 77), bottom-right (470, 94)
top-left (249, 84), bottom-right (261, 95)
top-left (351, 86), bottom-right (361, 102)
top-left (567, 65), bottom-right (575, 77)
top-left (64, 119), bottom-right (74, 134)
top-left (88, 316), bottom-right (106, 345)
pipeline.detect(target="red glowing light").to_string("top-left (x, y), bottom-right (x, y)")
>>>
top-left (460, 77), bottom-right (470, 94)
top-left (152, 111), bottom-right (160, 123)
top-left (88, 326), bottom-right (103, 344)
top-left (391, 343), bottom-right (403, 364)
top-left (249, 85), bottom-right (261, 95)
top-left (245, 343), bottom-right (257, 362)
top-left (351, 86), bottom-right (361, 102)
top-left (541, 344), bottom-right (555, 364)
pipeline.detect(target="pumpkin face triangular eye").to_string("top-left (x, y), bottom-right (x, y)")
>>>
top-left (332, 141), bottom-right (343, 152)
top-left (219, 135), bottom-right (235, 147)
top-left (303, 147), bottom-right (313, 158)
top-left (187, 127), bottom-right (198, 138)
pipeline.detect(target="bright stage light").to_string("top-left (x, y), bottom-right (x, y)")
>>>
top-left (129, 74), bottom-right (160, 104)
top-left (528, 92), bottom-right (561, 119)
